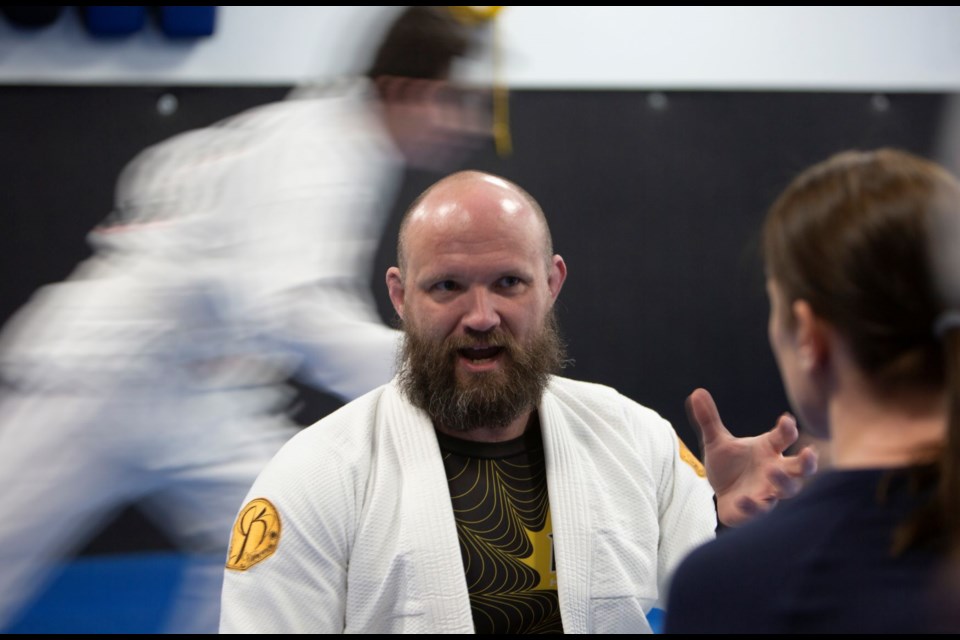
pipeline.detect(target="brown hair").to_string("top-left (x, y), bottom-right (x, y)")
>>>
top-left (762, 148), bottom-right (960, 555)
top-left (365, 7), bottom-right (473, 83)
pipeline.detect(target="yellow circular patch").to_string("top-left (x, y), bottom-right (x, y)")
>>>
top-left (678, 436), bottom-right (707, 478)
top-left (226, 498), bottom-right (281, 571)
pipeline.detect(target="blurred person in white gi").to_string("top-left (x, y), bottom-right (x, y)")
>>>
top-left (0, 6), bottom-right (490, 634)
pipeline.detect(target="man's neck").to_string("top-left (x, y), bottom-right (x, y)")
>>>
top-left (434, 409), bottom-right (535, 443)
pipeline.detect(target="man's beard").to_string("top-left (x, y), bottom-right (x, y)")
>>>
top-left (396, 310), bottom-right (567, 433)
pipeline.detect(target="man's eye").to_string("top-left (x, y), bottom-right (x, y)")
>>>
top-left (498, 276), bottom-right (521, 288)
top-left (432, 280), bottom-right (459, 292)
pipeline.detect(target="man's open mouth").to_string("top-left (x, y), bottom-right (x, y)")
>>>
top-left (458, 346), bottom-right (504, 362)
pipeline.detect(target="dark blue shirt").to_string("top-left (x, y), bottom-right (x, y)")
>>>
top-left (664, 468), bottom-right (951, 634)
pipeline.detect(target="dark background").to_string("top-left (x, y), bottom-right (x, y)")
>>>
top-left (0, 85), bottom-right (949, 553)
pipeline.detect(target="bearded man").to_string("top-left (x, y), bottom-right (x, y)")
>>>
top-left (219, 170), bottom-right (816, 634)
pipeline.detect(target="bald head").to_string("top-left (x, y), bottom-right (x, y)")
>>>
top-left (397, 171), bottom-right (554, 273)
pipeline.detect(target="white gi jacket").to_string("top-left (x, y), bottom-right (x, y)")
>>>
top-left (220, 376), bottom-right (716, 633)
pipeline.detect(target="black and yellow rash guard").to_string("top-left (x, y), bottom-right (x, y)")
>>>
top-left (437, 417), bottom-right (563, 634)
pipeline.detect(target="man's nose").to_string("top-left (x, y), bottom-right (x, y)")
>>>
top-left (461, 288), bottom-right (500, 334)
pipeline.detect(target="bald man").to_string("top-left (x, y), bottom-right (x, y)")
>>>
top-left (219, 171), bottom-right (815, 634)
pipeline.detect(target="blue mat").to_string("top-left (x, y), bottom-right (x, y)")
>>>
top-left (4, 552), bottom-right (187, 634)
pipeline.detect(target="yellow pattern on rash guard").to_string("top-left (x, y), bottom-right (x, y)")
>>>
top-left (438, 417), bottom-right (562, 634)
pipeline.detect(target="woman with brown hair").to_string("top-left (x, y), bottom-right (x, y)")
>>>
top-left (664, 148), bottom-right (960, 633)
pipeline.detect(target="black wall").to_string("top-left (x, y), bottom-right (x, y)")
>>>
top-left (1, 86), bottom-right (949, 552)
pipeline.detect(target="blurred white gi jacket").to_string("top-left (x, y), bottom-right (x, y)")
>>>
top-left (0, 78), bottom-right (403, 633)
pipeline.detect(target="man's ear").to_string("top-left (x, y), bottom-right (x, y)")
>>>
top-left (792, 299), bottom-right (829, 372)
top-left (548, 255), bottom-right (567, 301)
top-left (386, 267), bottom-right (405, 319)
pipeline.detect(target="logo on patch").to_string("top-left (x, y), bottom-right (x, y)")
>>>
top-left (226, 498), bottom-right (281, 571)
top-left (677, 436), bottom-right (706, 478)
